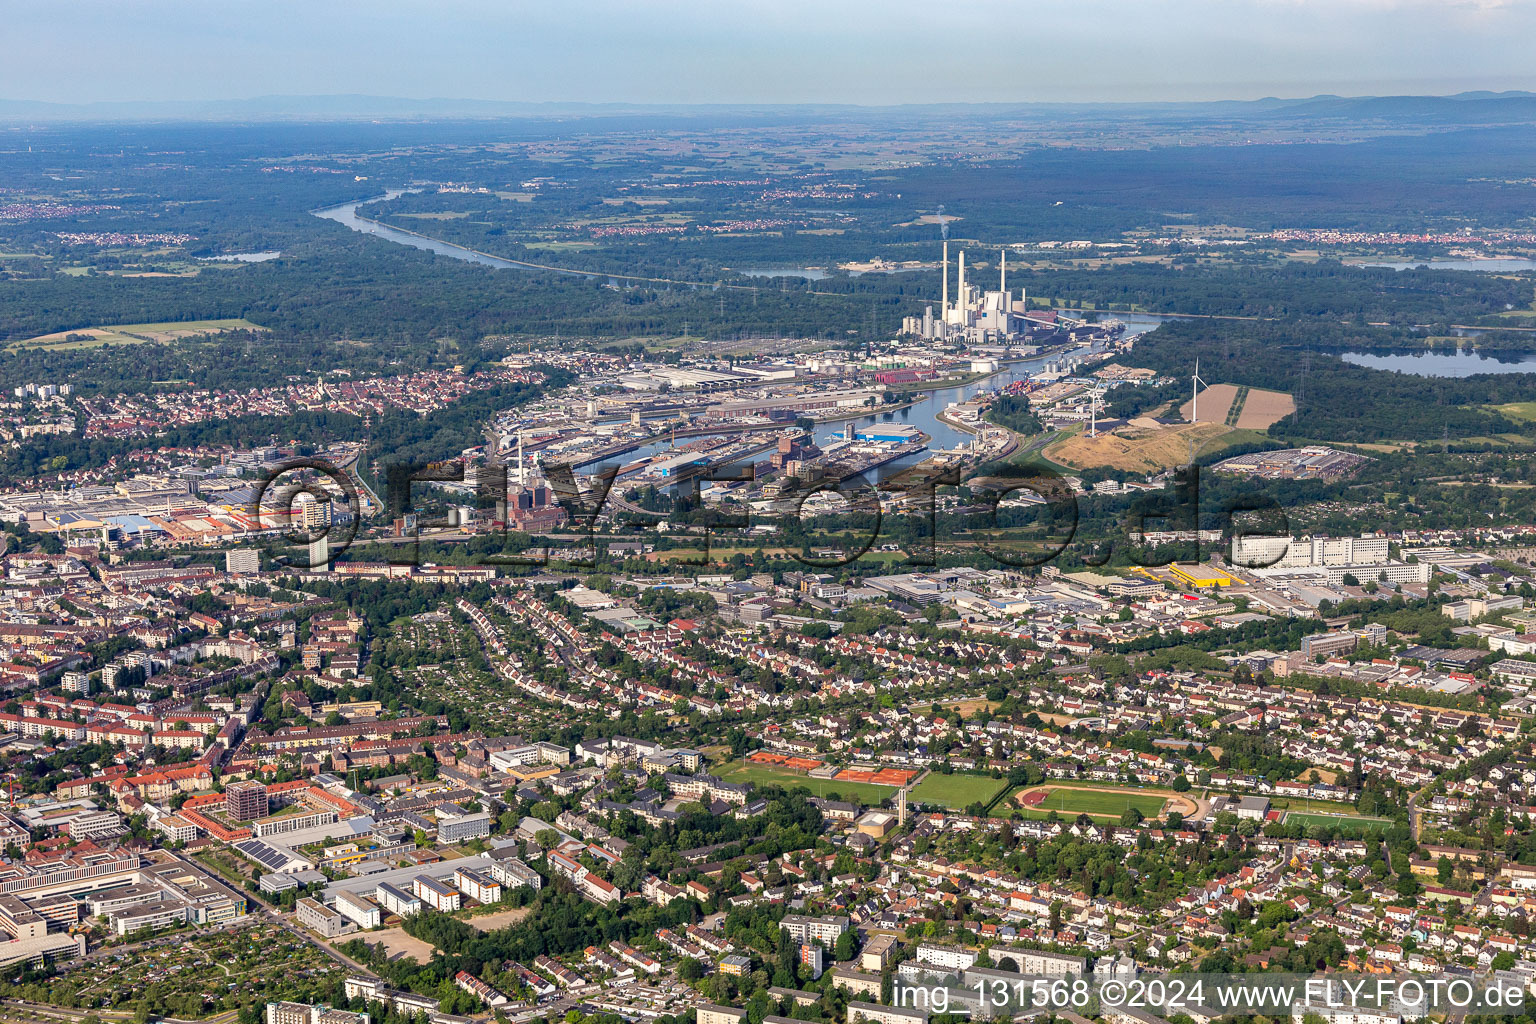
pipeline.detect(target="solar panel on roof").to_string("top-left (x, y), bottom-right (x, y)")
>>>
top-left (235, 839), bottom-right (296, 870)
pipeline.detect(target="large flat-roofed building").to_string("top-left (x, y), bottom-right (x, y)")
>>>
top-left (252, 807), bottom-right (339, 838)
top-left (155, 814), bottom-right (199, 845)
top-left (375, 881), bottom-right (421, 917)
top-left (260, 873), bottom-right (301, 896)
top-left (266, 1003), bottom-right (314, 1024)
top-left (81, 860), bottom-right (247, 937)
top-left (488, 742), bottom-right (571, 771)
top-left (916, 943), bottom-right (976, 971)
top-left (65, 810), bottom-right (125, 841)
top-left (452, 867), bottom-right (501, 905)
top-left (412, 874), bottom-right (461, 912)
top-left (856, 810), bottom-right (897, 838)
top-left (1492, 659), bottom-right (1536, 685)
top-left (343, 979), bottom-right (436, 1018)
top-left (226, 780), bottom-right (270, 821)
top-left (1322, 561), bottom-right (1430, 586)
top-left (850, 420), bottom-right (923, 443)
top-left (1236, 795), bottom-right (1271, 821)
top-left (1167, 563), bottom-right (1235, 589)
top-left (697, 1007), bottom-right (746, 1024)
top-left (831, 968), bottom-right (882, 999)
top-left (1234, 534), bottom-right (1389, 570)
top-left (266, 1002), bottom-right (368, 1024)
top-left (139, 860), bottom-right (248, 927)
top-left (225, 549), bottom-right (261, 575)
top-left (861, 934), bottom-right (897, 971)
top-left (0, 928), bottom-right (84, 968)
top-left (86, 883), bottom-right (162, 918)
top-left (779, 914), bottom-right (849, 945)
top-left (436, 808), bottom-right (492, 844)
top-left (1211, 447), bottom-right (1372, 482)
top-left (848, 1002), bottom-right (929, 1024)
top-left (990, 948), bottom-right (1087, 976)
top-left (296, 896), bottom-right (347, 937)
top-left (1299, 631), bottom-right (1358, 660)
top-left (110, 898), bottom-right (189, 936)
top-left (0, 893), bottom-right (46, 940)
top-left (334, 889), bottom-right (381, 929)
top-left (485, 854), bottom-right (542, 891)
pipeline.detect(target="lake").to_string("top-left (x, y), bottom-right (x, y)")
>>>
top-left (201, 251), bottom-right (281, 263)
top-left (1341, 349), bottom-right (1536, 377)
top-left (1356, 258), bottom-right (1536, 273)
top-left (736, 267), bottom-right (831, 281)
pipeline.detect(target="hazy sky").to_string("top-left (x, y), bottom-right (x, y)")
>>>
top-left (7, 0), bottom-right (1536, 106)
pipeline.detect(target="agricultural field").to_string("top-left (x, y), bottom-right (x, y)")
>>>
top-left (1232, 387), bottom-right (1296, 429)
top-left (1178, 382), bottom-right (1242, 425)
top-left (1490, 402), bottom-right (1536, 423)
top-left (11, 317), bottom-right (265, 350)
top-left (909, 772), bottom-right (1008, 810)
top-left (1168, 383), bottom-right (1296, 431)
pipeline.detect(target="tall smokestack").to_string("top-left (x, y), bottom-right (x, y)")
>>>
top-left (1000, 248), bottom-right (1006, 295)
top-left (958, 250), bottom-right (966, 315)
top-left (518, 430), bottom-right (526, 487)
top-left (942, 239), bottom-right (949, 317)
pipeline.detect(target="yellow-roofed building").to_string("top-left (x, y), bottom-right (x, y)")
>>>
top-left (1168, 563), bottom-right (1238, 588)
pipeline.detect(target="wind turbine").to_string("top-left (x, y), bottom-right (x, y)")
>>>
top-left (1190, 358), bottom-right (1208, 424)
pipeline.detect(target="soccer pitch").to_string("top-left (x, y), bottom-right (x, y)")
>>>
top-left (909, 772), bottom-right (1008, 810)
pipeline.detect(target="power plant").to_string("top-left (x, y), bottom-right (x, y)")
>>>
top-left (903, 241), bottom-right (1054, 346)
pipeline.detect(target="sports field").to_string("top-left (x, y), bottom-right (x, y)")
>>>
top-left (716, 762), bottom-right (896, 804)
top-left (1269, 796), bottom-right (1360, 815)
top-left (1015, 785), bottom-right (1174, 820)
top-left (909, 772), bottom-right (1008, 810)
top-left (1284, 811), bottom-right (1394, 834)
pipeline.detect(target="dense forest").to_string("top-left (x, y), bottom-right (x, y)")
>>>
top-left (3, 118), bottom-right (1535, 380)
top-left (1123, 319), bottom-right (1536, 442)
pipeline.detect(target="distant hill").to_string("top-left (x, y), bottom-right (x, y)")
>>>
top-left (0, 94), bottom-right (632, 121)
top-left (1260, 92), bottom-right (1536, 123)
top-left (3, 91), bottom-right (1536, 125)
